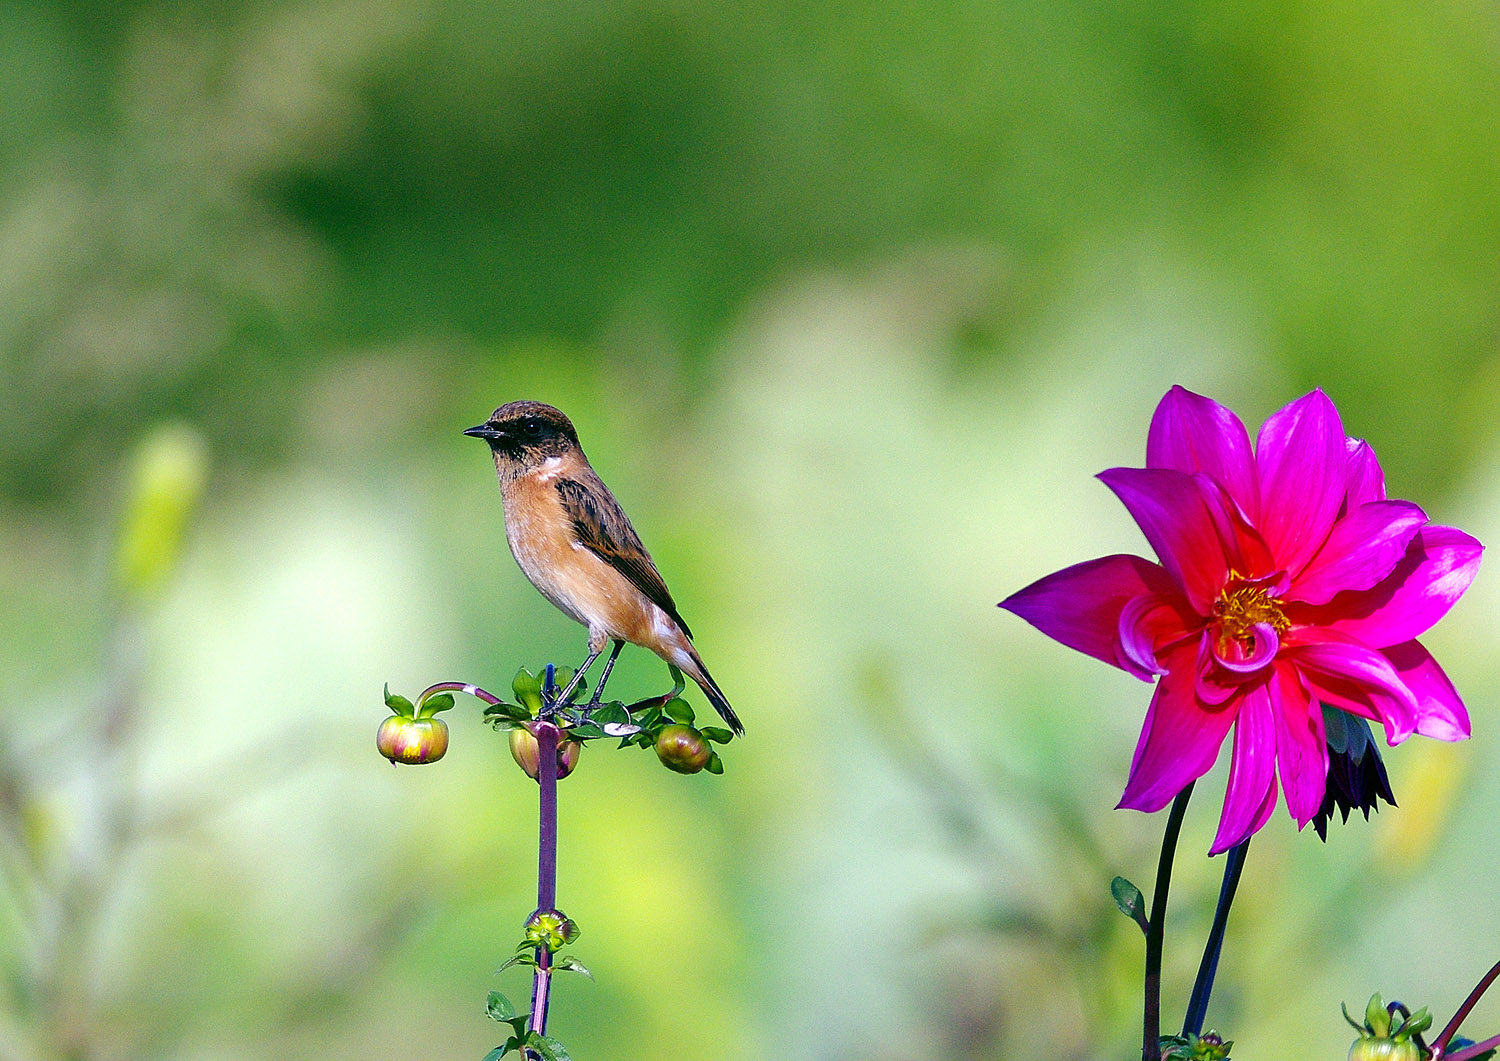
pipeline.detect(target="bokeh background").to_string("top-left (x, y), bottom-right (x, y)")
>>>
top-left (5, 0), bottom-right (1500, 1057)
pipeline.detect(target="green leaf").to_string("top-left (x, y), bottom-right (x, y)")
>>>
top-left (666, 663), bottom-right (686, 698)
top-left (525, 1033), bottom-right (572, 1061)
top-left (513, 667), bottom-right (544, 713)
top-left (499, 953), bottom-right (538, 972)
top-left (664, 699), bottom-right (696, 725)
top-left (699, 726), bottom-right (735, 744)
top-left (1111, 876), bottom-right (1149, 934)
top-left (383, 684), bottom-right (415, 717)
top-left (568, 723), bottom-right (607, 740)
top-left (486, 991), bottom-right (515, 1022)
top-left (554, 955), bottom-right (594, 980)
top-left (484, 701), bottom-right (532, 723)
top-left (418, 692), bottom-right (455, 718)
top-left (482, 1048), bottom-right (507, 1061)
top-left (705, 750), bottom-right (724, 774)
top-left (592, 702), bottom-right (630, 729)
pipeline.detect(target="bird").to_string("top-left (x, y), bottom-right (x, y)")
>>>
top-left (464, 401), bottom-right (743, 736)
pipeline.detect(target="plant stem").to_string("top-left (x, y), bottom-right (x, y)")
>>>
top-left (1143, 783), bottom-right (1194, 1061)
top-left (1431, 958), bottom-right (1500, 1059)
top-left (1181, 837), bottom-right (1250, 1037)
top-left (526, 666), bottom-right (562, 1059)
top-left (415, 680), bottom-right (502, 707)
top-left (1446, 1032), bottom-right (1500, 1061)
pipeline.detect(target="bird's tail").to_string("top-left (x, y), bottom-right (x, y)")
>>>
top-left (681, 650), bottom-right (744, 737)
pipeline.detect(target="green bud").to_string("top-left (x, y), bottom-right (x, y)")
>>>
top-left (1343, 994), bottom-right (1425, 1061)
top-left (524, 909), bottom-right (580, 952)
top-left (655, 724), bottom-right (711, 774)
top-left (512, 668), bottom-right (544, 714)
top-left (509, 726), bottom-right (581, 780)
top-left (377, 715), bottom-right (449, 764)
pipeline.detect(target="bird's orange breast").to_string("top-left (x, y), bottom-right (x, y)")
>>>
top-left (500, 470), bottom-right (672, 652)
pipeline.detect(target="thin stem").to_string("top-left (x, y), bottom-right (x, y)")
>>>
top-left (1182, 837), bottom-right (1250, 1037)
top-left (1143, 783), bottom-right (1195, 1061)
top-left (415, 680), bottom-right (502, 707)
top-left (526, 666), bottom-right (561, 1058)
top-left (1446, 1032), bottom-right (1500, 1061)
top-left (1432, 958), bottom-right (1500, 1058)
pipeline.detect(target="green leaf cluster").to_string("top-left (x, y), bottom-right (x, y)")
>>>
top-left (382, 684), bottom-right (454, 720)
top-left (1159, 1031), bottom-right (1232, 1060)
top-left (483, 992), bottom-right (572, 1060)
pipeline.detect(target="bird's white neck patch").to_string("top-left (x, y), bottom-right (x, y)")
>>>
top-left (535, 456), bottom-right (565, 482)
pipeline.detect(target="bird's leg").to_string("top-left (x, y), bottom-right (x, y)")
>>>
top-left (584, 640), bottom-right (626, 709)
top-left (550, 646), bottom-right (600, 714)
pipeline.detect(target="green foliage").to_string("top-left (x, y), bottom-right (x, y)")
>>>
top-left (1110, 876), bottom-right (1149, 936)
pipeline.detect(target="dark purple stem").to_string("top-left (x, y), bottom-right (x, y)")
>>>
top-left (1432, 958), bottom-right (1500, 1059)
top-left (1181, 836), bottom-right (1249, 1037)
top-left (1143, 783), bottom-right (1194, 1061)
top-left (526, 666), bottom-right (561, 1056)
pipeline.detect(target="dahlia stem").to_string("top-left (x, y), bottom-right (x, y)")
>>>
top-left (1445, 1032), bottom-right (1500, 1061)
top-left (525, 665), bottom-right (562, 1060)
top-left (1143, 782), bottom-right (1194, 1061)
top-left (1430, 958), bottom-right (1500, 1059)
top-left (1181, 837), bottom-right (1249, 1037)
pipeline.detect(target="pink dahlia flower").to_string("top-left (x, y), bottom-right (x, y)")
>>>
top-left (1000, 386), bottom-right (1482, 853)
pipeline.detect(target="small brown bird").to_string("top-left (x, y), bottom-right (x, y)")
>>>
top-left (464, 401), bottom-right (743, 735)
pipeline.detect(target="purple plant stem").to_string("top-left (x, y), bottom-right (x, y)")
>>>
top-left (525, 668), bottom-right (562, 1056)
top-left (415, 680), bottom-right (502, 707)
top-left (1446, 1032), bottom-right (1500, 1061)
top-left (1143, 783), bottom-right (1194, 1061)
top-left (1432, 958), bottom-right (1500, 1059)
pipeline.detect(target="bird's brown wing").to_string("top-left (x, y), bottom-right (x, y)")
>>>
top-left (555, 475), bottom-right (693, 638)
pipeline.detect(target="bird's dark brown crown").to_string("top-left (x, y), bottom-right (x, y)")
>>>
top-left (466, 401), bottom-right (581, 461)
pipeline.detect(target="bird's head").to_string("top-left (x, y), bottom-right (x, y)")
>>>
top-left (464, 401), bottom-right (581, 475)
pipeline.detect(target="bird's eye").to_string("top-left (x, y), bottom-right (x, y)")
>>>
top-left (522, 418), bottom-right (543, 436)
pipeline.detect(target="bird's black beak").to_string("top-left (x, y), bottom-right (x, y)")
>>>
top-left (463, 422), bottom-right (505, 443)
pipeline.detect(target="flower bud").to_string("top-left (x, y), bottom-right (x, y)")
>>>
top-left (377, 715), bottom-right (449, 765)
top-left (655, 724), bottom-right (711, 774)
top-left (524, 909), bottom-right (580, 952)
top-left (508, 726), bottom-right (581, 780)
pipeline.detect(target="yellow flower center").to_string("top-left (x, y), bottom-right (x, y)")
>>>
top-left (1211, 579), bottom-right (1289, 649)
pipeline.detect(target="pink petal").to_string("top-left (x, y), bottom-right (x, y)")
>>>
top-left (1195, 632), bottom-right (1243, 705)
top-left (1000, 554), bottom-right (1181, 676)
top-left (1210, 621), bottom-right (1280, 673)
top-left (1270, 662), bottom-right (1327, 826)
top-left (1210, 678), bottom-right (1279, 853)
top-left (1383, 640), bottom-right (1471, 742)
top-left (1146, 386), bottom-right (1260, 520)
top-left (1118, 592), bottom-right (1198, 678)
top-left (1345, 438), bottom-right (1386, 506)
top-left (1118, 643), bottom-right (1239, 813)
top-left (1285, 500), bottom-right (1427, 606)
top-left (1098, 467), bottom-right (1232, 613)
top-left (1283, 628), bottom-right (1423, 743)
top-left (1255, 390), bottom-right (1349, 577)
top-left (1308, 525), bottom-right (1483, 647)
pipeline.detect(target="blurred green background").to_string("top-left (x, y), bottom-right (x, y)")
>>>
top-left (4, 0), bottom-right (1500, 1057)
